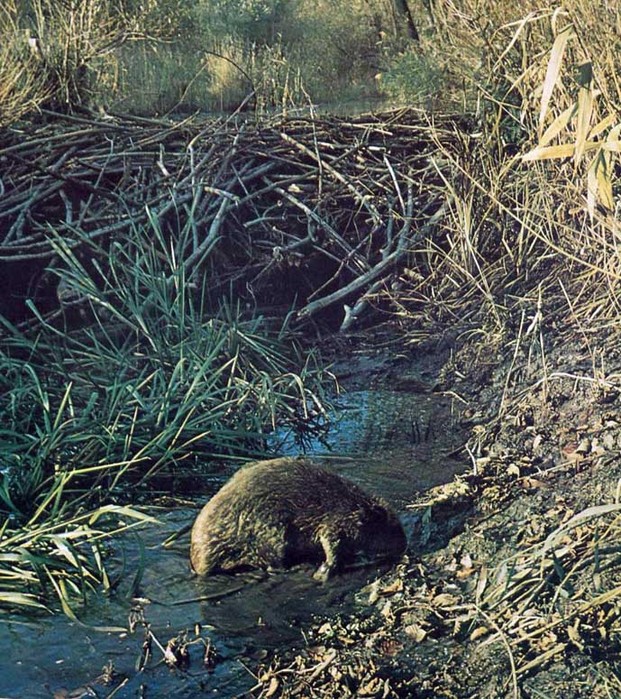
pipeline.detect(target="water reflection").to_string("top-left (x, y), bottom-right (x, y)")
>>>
top-left (271, 388), bottom-right (467, 506)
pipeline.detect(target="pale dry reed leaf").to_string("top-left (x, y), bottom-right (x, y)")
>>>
top-left (539, 27), bottom-right (574, 137)
top-left (550, 6), bottom-right (569, 35)
top-left (590, 151), bottom-right (614, 211)
top-left (522, 143), bottom-right (575, 161)
top-left (609, 123), bottom-right (621, 141)
top-left (493, 12), bottom-right (537, 70)
top-left (590, 114), bottom-right (617, 139)
top-left (575, 80), bottom-right (595, 163)
top-left (539, 104), bottom-right (575, 147)
top-left (601, 140), bottom-right (621, 152)
top-left (542, 503), bottom-right (621, 554)
top-left (587, 157), bottom-right (598, 218)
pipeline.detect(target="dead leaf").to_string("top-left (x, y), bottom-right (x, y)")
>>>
top-left (404, 623), bottom-right (427, 642)
top-left (522, 476), bottom-right (547, 489)
top-left (567, 622), bottom-right (584, 651)
top-left (456, 554), bottom-right (476, 580)
top-left (470, 626), bottom-right (490, 641)
top-left (380, 579), bottom-right (404, 596)
top-left (576, 438), bottom-right (591, 454)
top-left (460, 553), bottom-right (473, 569)
top-left (264, 676), bottom-right (280, 698)
top-left (432, 593), bottom-right (459, 608)
top-left (377, 638), bottom-right (403, 656)
top-left (507, 463), bottom-right (521, 477)
top-left (380, 599), bottom-right (393, 619)
top-left (358, 677), bottom-right (384, 696)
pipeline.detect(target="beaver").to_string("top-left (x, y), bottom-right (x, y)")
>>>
top-left (190, 457), bottom-right (407, 581)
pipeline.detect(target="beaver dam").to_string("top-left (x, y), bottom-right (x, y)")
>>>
top-left (0, 108), bottom-right (469, 326)
top-left (2, 75), bottom-right (621, 698)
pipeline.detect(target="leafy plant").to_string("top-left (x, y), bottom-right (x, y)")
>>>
top-left (378, 48), bottom-right (443, 107)
top-left (522, 25), bottom-right (621, 217)
top-left (0, 210), bottom-right (332, 613)
top-left (0, 501), bottom-right (155, 616)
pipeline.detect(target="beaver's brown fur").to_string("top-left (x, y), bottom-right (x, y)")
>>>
top-left (190, 457), bottom-right (407, 581)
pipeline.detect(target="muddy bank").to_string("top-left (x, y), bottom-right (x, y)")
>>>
top-left (247, 327), bottom-right (621, 698)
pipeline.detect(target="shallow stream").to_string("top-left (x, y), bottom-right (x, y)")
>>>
top-left (1, 382), bottom-right (468, 698)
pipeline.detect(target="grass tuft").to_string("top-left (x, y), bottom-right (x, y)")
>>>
top-left (0, 212), bottom-right (332, 613)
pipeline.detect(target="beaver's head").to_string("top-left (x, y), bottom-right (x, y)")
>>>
top-left (358, 501), bottom-right (407, 559)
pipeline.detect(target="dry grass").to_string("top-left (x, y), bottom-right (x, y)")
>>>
top-left (0, 0), bottom-right (146, 121)
top-left (203, 38), bottom-right (306, 115)
top-left (477, 498), bottom-right (621, 677)
top-left (0, 4), bottom-right (52, 125)
top-left (386, 4), bottom-right (621, 345)
top-left (384, 10), bottom-right (621, 683)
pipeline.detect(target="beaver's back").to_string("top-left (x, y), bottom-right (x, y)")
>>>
top-left (190, 457), bottom-right (406, 577)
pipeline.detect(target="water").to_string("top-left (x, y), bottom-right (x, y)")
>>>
top-left (0, 509), bottom-right (384, 699)
top-left (272, 388), bottom-right (467, 506)
top-left (0, 386), bottom-right (467, 698)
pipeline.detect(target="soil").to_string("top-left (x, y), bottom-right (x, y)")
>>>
top-left (244, 323), bottom-right (621, 698)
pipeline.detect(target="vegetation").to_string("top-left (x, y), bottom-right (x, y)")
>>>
top-left (385, 2), bottom-right (621, 338)
top-left (0, 0), bottom-right (428, 120)
top-left (0, 212), bottom-right (331, 614)
top-left (2, 0), bottom-right (621, 693)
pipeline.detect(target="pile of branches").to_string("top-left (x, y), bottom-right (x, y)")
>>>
top-left (0, 107), bottom-right (472, 328)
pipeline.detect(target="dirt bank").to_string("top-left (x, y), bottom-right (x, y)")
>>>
top-left (247, 324), bottom-right (621, 698)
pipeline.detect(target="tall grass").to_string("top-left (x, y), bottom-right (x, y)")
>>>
top-left (0, 212), bottom-right (331, 614)
top-left (377, 5), bottom-right (621, 681)
top-left (0, 2), bottom-right (52, 125)
top-left (386, 3), bottom-right (621, 343)
top-left (0, 0), bottom-right (456, 119)
top-left (0, 0), bottom-right (413, 118)
top-left (0, 0), bottom-right (137, 117)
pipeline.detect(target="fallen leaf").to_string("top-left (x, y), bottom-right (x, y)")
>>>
top-left (470, 626), bottom-right (490, 641)
top-left (507, 463), bottom-right (521, 477)
top-left (432, 593), bottom-right (459, 608)
top-left (378, 638), bottom-right (403, 656)
top-left (404, 623), bottom-right (427, 642)
top-left (358, 677), bottom-right (384, 696)
top-left (522, 476), bottom-right (547, 489)
top-left (576, 438), bottom-right (591, 454)
top-left (380, 579), bottom-right (404, 596)
top-left (265, 677), bottom-right (280, 698)
top-left (567, 622), bottom-right (584, 651)
top-left (460, 553), bottom-right (473, 569)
